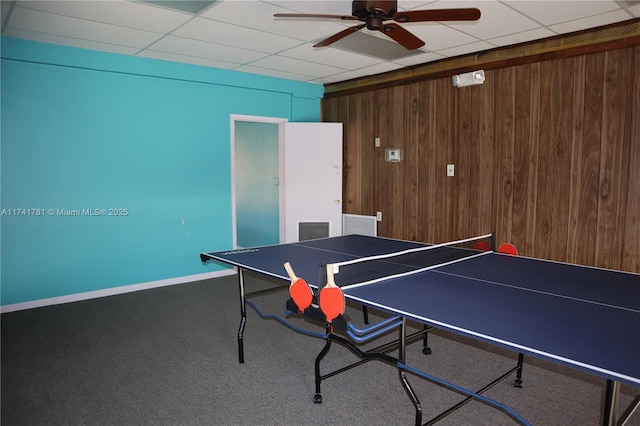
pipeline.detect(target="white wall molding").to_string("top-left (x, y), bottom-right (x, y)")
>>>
top-left (0, 269), bottom-right (236, 313)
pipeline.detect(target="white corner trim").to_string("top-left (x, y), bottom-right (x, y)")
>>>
top-left (0, 269), bottom-right (237, 313)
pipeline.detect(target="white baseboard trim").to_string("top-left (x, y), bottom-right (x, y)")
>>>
top-left (0, 269), bottom-right (237, 314)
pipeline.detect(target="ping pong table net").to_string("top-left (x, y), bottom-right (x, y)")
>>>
top-left (323, 234), bottom-right (496, 289)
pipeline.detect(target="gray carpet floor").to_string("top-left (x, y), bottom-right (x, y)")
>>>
top-left (2, 273), bottom-right (638, 425)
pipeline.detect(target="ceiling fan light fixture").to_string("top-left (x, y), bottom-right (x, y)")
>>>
top-left (367, 17), bottom-right (384, 30)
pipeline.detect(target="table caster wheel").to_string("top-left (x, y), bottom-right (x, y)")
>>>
top-left (314, 394), bottom-right (322, 404)
top-left (514, 378), bottom-right (522, 388)
top-left (422, 347), bottom-right (432, 355)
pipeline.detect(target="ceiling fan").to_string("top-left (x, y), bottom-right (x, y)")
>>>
top-left (274, 0), bottom-right (481, 50)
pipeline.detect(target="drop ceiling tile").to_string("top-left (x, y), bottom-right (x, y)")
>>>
top-left (316, 61), bottom-right (406, 84)
top-left (346, 62), bottom-right (406, 77)
top-left (2, 27), bottom-right (142, 55)
top-left (249, 54), bottom-right (347, 77)
top-left (504, 0), bottom-right (621, 26)
top-left (435, 40), bottom-right (496, 58)
top-left (437, 0), bottom-right (542, 39)
top-left (398, 1), bottom-right (442, 11)
top-left (138, 49), bottom-right (238, 69)
top-left (627, 2), bottom-right (640, 17)
top-left (265, 1), bottom-right (353, 16)
top-left (277, 43), bottom-right (384, 69)
top-left (139, 0), bottom-right (217, 14)
top-left (404, 23), bottom-right (481, 51)
top-left (172, 16), bottom-right (302, 53)
top-left (488, 27), bottom-right (556, 47)
top-left (148, 35), bottom-right (269, 63)
top-left (392, 51), bottom-right (445, 66)
top-left (8, 6), bottom-right (163, 48)
top-left (549, 9), bottom-right (636, 34)
top-left (235, 64), bottom-right (318, 81)
top-left (200, 0), bottom-right (349, 41)
top-left (15, 0), bottom-right (192, 32)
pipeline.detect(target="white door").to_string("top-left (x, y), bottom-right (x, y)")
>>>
top-left (283, 122), bottom-right (343, 243)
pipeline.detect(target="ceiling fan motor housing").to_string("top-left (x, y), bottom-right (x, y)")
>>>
top-left (352, 0), bottom-right (398, 20)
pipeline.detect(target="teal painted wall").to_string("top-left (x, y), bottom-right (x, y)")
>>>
top-left (0, 37), bottom-right (323, 306)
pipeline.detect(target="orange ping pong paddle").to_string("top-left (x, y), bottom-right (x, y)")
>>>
top-left (498, 243), bottom-right (518, 255)
top-left (473, 241), bottom-right (492, 251)
top-left (284, 262), bottom-right (313, 312)
top-left (319, 264), bottom-right (345, 324)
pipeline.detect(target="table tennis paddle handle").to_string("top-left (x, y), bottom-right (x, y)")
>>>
top-left (319, 264), bottom-right (345, 323)
top-left (284, 262), bottom-right (313, 312)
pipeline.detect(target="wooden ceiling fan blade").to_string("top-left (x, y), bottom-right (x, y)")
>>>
top-left (393, 8), bottom-right (481, 23)
top-left (274, 13), bottom-right (357, 21)
top-left (380, 23), bottom-right (424, 50)
top-left (313, 24), bottom-right (366, 47)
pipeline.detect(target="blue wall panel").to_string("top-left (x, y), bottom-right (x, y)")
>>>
top-left (0, 37), bottom-right (322, 305)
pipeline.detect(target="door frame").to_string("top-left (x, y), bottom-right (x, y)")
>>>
top-left (230, 114), bottom-right (288, 248)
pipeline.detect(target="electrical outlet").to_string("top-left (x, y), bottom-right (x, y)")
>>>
top-left (447, 164), bottom-right (455, 177)
top-left (376, 211), bottom-right (382, 221)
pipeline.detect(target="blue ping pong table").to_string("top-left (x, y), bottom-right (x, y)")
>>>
top-left (200, 234), bottom-right (640, 425)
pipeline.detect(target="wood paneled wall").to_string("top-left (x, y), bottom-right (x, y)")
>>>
top-left (322, 46), bottom-right (640, 273)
